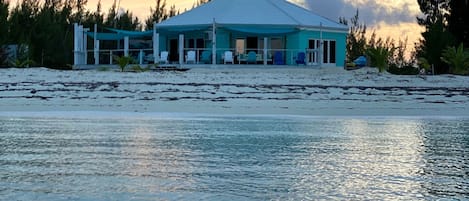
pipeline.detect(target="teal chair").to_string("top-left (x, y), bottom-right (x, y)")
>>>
top-left (247, 51), bottom-right (257, 64)
top-left (200, 51), bottom-right (212, 64)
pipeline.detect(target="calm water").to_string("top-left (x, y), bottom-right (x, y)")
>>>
top-left (0, 113), bottom-right (468, 200)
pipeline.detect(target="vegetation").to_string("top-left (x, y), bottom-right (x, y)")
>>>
top-left (441, 44), bottom-right (469, 75)
top-left (341, 12), bottom-right (414, 75)
top-left (131, 65), bottom-right (151, 72)
top-left (1, 0), bottom-right (466, 76)
top-left (339, 10), bottom-right (367, 62)
top-left (115, 55), bottom-right (134, 72)
top-left (416, 0), bottom-right (469, 74)
top-left (145, 0), bottom-right (178, 30)
top-left (9, 58), bottom-right (34, 68)
top-left (0, 0), bottom-right (182, 68)
top-left (366, 47), bottom-right (392, 73)
top-left (0, 0), bottom-right (9, 66)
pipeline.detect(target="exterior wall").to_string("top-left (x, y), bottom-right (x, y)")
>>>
top-left (158, 28), bottom-right (347, 66)
top-left (285, 32), bottom-right (300, 65)
top-left (159, 35), bottom-right (167, 52)
top-left (215, 29), bottom-right (231, 63)
top-left (287, 30), bottom-right (347, 67)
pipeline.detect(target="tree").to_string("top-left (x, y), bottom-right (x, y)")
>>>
top-left (31, 0), bottom-right (75, 67)
top-left (0, 0), bottom-right (8, 45)
top-left (448, 1), bottom-right (469, 48)
top-left (441, 43), bottom-right (469, 75)
top-left (104, 6), bottom-right (140, 30)
top-left (416, 0), bottom-right (453, 74)
top-left (195, 0), bottom-right (211, 7)
top-left (366, 32), bottom-right (396, 73)
top-left (145, 0), bottom-right (169, 30)
top-left (8, 0), bottom-right (39, 44)
top-left (83, 0), bottom-right (104, 28)
top-left (0, 0), bottom-right (8, 66)
top-left (339, 10), bottom-right (367, 62)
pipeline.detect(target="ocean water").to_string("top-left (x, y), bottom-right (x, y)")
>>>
top-left (0, 113), bottom-right (468, 200)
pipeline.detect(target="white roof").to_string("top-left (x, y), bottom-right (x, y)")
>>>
top-left (157, 0), bottom-right (348, 31)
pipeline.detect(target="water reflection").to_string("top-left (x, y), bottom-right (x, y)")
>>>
top-left (0, 115), bottom-right (467, 200)
top-left (419, 120), bottom-right (469, 198)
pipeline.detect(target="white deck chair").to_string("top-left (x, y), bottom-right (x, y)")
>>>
top-left (224, 51), bottom-right (234, 64)
top-left (159, 51), bottom-right (169, 64)
top-left (186, 51), bottom-right (196, 64)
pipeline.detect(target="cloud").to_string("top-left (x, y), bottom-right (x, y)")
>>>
top-left (300, 0), bottom-right (420, 26)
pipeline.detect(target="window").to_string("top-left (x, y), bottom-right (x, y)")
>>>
top-left (308, 39), bottom-right (337, 65)
top-left (330, 41), bottom-right (336, 63)
top-left (323, 41), bottom-right (329, 63)
top-left (236, 39), bottom-right (245, 55)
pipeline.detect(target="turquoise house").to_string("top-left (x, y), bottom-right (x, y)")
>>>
top-left (155, 0), bottom-right (348, 67)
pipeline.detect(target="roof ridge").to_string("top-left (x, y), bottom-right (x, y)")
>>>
top-left (267, 0), bottom-right (302, 25)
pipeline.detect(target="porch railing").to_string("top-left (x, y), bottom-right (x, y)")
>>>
top-left (86, 48), bottom-right (322, 66)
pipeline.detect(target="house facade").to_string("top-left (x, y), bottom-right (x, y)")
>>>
top-left (155, 0), bottom-right (348, 67)
top-left (74, 0), bottom-right (348, 67)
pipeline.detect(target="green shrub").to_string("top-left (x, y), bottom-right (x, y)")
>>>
top-left (114, 56), bottom-right (134, 72)
top-left (0, 47), bottom-right (7, 67)
top-left (366, 46), bottom-right (392, 73)
top-left (131, 65), bottom-right (151, 72)
top-left (441, 43), bottom-right (469, 75)
top-left (97, 66), bottom-right (110, 71)
top-left (10, 58), bottom-right (34, 68)
top-left (387, 64), bottom-right (419, 75)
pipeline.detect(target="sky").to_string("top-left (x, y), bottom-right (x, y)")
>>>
top-left (83, 0), bottom-right (423, 54)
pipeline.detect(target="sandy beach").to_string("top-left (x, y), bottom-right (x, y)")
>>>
top-left (1, 66), bottom-right (468, 116)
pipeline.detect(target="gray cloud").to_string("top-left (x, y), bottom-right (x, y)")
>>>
top-left (303, 0), bottom-right (418, 26)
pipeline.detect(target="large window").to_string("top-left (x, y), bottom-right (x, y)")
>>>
top-left (308, 39), bottom-right (337, 65)
top-left (236, 39), bottom-right (245, 55)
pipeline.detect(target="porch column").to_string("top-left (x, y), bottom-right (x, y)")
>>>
top-left (83, 28), bottom-right (88, 65)
top-left (212, 18), bottom-right (217, 65)
top-left (139, 50), bottom-right (144, 65)
top-left (153, 22), bottom-right (159, 64)
top-left (94, 40), bottom-right (100, 65)
top-left (93, 24), bottom-right (99, 65)
top-left (73, 23), bottom-right (79, 65)
top-left (319, 23), bottom-right (323, 67)
top-left (263, 37), bottom-right (268, 65)
top-left (124, 36), bottom-right (129, 57)
top-left (179, 34), bottom-right (184, 64)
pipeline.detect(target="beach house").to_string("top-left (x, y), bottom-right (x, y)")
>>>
top-left (74, 0), bottom-right (348, 67)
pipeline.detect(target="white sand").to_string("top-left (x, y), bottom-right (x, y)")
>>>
top-left (1, 67), bottom-right (468, 116)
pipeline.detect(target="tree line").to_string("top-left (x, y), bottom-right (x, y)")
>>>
top-left (343, 1), bottom-right (468, 75)
top-left (0, 0), bottom-right (212, 68)
top-left (1, 0), bottom-right (467, 75)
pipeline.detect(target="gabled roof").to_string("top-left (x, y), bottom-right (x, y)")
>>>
top-left (157, 0), bottom-right (348, 32)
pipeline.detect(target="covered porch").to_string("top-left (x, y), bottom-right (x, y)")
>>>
top-left (155, 24), bottom-right (323, 66)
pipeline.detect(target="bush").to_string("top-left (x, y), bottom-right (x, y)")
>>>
top-left (114, 56), bottom-right (134, 72)
top-left (366, 46), bottom-right (392, 73)
top-left (441, 43), bottom-right (469, 75)
top-left (387, 64), bottom-right (419, 75)
top-left (0, 47), bottom-right (7, 67)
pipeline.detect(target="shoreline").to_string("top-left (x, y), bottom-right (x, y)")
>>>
top-left (1, 67), bottom-right (468, 117)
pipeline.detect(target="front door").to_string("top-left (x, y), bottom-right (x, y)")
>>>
top-left (169, 39), bottom-right (178, 63)
top-left (308, 39), bottom-right (336, 66)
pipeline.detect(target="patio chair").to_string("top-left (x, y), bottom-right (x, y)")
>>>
top-left (224, 51), bottom-right (234, 64)
top-left (200, 51), bottom-right (212, 64)
top-left (159, 51), bottom-right (169, 64)
top-left (295, 52), bottom-right (306, 65)
top-left (247, 51), bottom-right (257, 64)
top-left (186, 50), bottom-right (196, 64)
top-left (274, 51), bottom-right (285, 65)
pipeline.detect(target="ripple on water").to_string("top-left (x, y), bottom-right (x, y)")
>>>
top-left (0, 115), bottom-right (468, 200)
